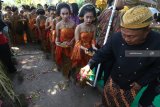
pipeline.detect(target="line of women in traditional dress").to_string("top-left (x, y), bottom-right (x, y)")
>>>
top-left (2, 3), bottom-right (98, 83)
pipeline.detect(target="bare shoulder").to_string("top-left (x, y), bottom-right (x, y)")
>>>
top-left (56, 21), bottom-right (62, 28)
top-left (75, 24), bottom-right (81, 36)
top-left (36, 15), bottom-right (40, 19)
top-left (76, 24), bottom-right (82, 30)
top-left (36, 15), bottom-right (40, 20)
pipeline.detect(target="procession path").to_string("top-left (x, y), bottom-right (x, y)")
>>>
top-left (13, 44), bottom-right (101, 107)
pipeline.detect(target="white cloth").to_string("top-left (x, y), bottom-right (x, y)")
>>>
top-left (149, 7), bottom-right (160, 15)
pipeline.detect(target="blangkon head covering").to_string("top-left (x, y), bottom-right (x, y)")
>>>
top-left (120, 5), bottom-right (152, 29)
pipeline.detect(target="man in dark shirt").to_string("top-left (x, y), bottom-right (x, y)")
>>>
top-left (96, 0), bottom-right (140, 86)
top-left (81, 6), bottom-right (160, 107)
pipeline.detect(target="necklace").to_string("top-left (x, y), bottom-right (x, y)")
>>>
top-left (64, 23), bottom-right (68, 28)
top-left (83, 23), bottom-right (92, 32)
top-left (85, 25), bottom-right (92, 32)
top-left (62, 20), bottom-right (69, 28)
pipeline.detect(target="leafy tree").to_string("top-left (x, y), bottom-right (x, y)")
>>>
top-left (15, 0), bottom-right (21, 4)
top-left (15, 0), bottom-right (32, 5)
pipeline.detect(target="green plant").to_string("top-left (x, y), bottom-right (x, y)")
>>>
top-left (0, 62), bottom-right (21, 106)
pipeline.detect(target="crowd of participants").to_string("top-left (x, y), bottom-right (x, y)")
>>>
top-left (0, 0), bottom-right (160, 107)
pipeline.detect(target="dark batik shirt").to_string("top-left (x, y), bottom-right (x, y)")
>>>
top-left (88, 31), bottom-right (160, 90)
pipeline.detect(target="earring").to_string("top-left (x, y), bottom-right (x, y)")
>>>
top-left (79, 17), bottom-right (84, 20)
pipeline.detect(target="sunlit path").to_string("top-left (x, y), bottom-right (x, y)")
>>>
top-left (12, 44), bottom-right (101, 107)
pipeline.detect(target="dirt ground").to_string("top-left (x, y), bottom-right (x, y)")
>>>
top-left (12, 44), bottom-right (101, 107)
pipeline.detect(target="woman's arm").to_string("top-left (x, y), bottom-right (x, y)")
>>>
top-left (75, 25), bottom-right (80, 42)
top-left (51, 19), bottom-right (56, 30)
top-left (45, 18), bottom-right (50, 30)
top-left (55, 22), bottom-right (61, 44)
top-left (36, 16), bottom-right (40, 33)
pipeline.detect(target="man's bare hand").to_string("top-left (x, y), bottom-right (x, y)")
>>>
top-left (80, 65), bottom-right (90, 78)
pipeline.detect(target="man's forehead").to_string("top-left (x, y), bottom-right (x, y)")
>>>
top-left (121, 26), bottom-right (146, 31)
top-left (121, 27), bottom-right (144, 35)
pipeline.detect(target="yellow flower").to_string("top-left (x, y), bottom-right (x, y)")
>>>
top-left (96, 0), bottom-right (107, 9)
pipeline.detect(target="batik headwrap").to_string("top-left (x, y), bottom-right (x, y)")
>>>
top-left (121, 5), bottom-right (152, 29)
